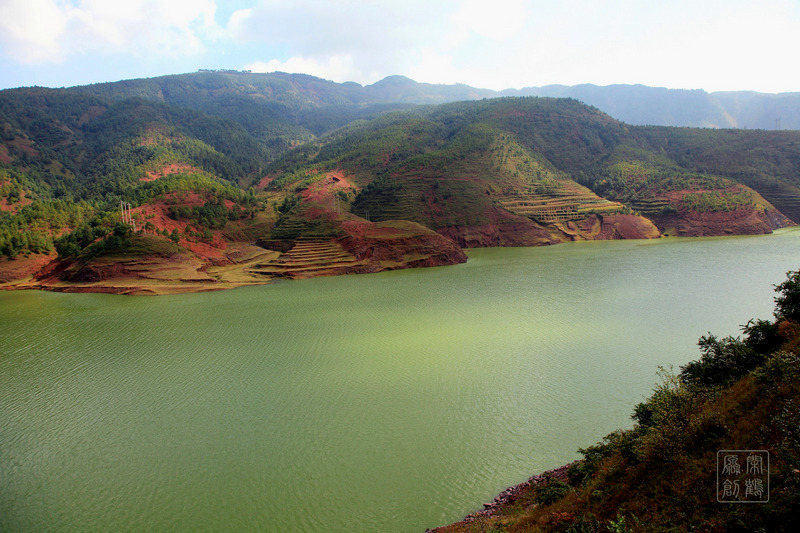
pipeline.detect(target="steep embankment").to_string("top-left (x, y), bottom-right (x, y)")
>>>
top-left (431, 272), bottom-right (800, 532)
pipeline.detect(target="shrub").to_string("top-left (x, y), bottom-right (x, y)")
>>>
top-left (775, 270), bottom-right (800, 322)
top-left (742, 318), bottom-right (782, 355)
top-left (564, 514), bottom-right (602, 533)
top-left (679, 335), bottom-right (765, 388)
top-left (754, 350), bottom-right (800, 384)
top-left (535, 475), bottom-right (572, 505)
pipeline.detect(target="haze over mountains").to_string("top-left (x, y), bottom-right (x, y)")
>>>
top-left (73, 71), bottom-right (800, 130)
top-left (345, 74), bottom-right (800, 130)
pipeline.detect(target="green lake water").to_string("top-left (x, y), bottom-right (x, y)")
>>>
top-left (2, 229), bottom-right (800, 532)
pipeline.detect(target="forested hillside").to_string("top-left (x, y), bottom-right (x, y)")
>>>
top-left (71, 71), bottom-right (416, 151)
top-left (0, 85), bottom-right (271, 260)
top-left (262, 96), bottom-right (799, 244)
top-left (2, 72), bottom-right (800, 293)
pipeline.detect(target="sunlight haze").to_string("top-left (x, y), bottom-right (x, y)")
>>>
top-left (0, 0), bottom-right (798, 93)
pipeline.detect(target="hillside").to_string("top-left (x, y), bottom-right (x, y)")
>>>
top-left (263, 97), bottom-right (795, 245)
top-left (432, 269), bottom-right (800, 532)
top-left (70, 71), bottom-right (416, 150)
top-left (2, 73), bottom-right (800, 293)
top-left (0, 84), bottom-right (464, 293)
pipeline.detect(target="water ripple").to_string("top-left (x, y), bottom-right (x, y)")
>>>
top-left (2, 230), bottom-right (800, 532)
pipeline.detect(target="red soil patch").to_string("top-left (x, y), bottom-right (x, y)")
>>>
top-left (9, 137), bottom-right (38, 157)
top-left (0, 253), bottom-right (57, 283)
top-left (300, 170), bottom-right (356, 206)
top-left (0, 190), bottom-right (32, 213)
top-left (339, 220), bottom-right (415, 239)
top-left (255, 176), bottom-right (274, 189)
top-left (435, 206), bottom-right (560, 248)
top-left (142, 163), bottom-right (203, 182)
top-left (651, 187), bottom-right (793, 236)
top-left (0, 145), bottom-right (11, 164)
top-left (182, 239), bottom-right (227, 260)
top-left (605, 214), bottom-right (661, 239)
top-left (655, 207), bottom-right (786, 236)
top-left (335, 219), bottom-right (468, 270)
top-left (561, 214), bottom-right (661, 240)
top-left (663, 187), bottom-right (740, 201)
top-left (131, 193), bottom-right (229, 260)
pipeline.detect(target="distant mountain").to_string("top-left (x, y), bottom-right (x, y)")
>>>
top-left (502, 84), bottom-right (800, 130)
top-left (364, 77), bottom-right (800, 130)
top-left (69, 71), bottom-right (415, 151)
top-left (67, 71), bottom-right (800, 133)
top-left (364, 75), bottom-right (495, 104)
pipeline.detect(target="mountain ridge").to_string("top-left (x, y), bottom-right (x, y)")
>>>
top-left (47, 70), bottom-right (800, 130)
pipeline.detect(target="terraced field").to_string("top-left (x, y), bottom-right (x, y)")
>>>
top-left (350, 176), bottom-right (490, 228)
top-left (498, 181), bottom-right (626, 223)
top-left (248, 240), bottom-right (367, 279)
top-left (627, 198), bottom-right (672, 215)
top-left (748, 180), bottom-right (800, 222)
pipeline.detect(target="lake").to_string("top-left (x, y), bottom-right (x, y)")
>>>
top-left (2, 229), bottom-right (800, 532)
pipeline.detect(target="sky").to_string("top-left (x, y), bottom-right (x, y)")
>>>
top-left (1, 0), bottom-right (799, 93)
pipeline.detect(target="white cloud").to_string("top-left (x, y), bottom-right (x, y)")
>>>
top-left (245, 55), bottom-right (366, 84)
top-left (0, 0), bottom-right (220, 64)
top-left (226, 8), bottom-right (254, 43)
top-left (3, 0), bottom-right (800, 93)
top-left (404, 49), bottom-right (462, 87)
top-left (228, 0), bottom-right (455, 82)
top-left (446, 0), bottom-right (529, 48)
top-left (0, 0), bottom-right (70, 62)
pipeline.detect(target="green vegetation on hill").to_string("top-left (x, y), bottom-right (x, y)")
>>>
top-left (0, 81), bottom-right (276, 259)
top-left (637, 127), bottom-right (800, 221)
top-left (58, 222), bottom-right (182, 261)
top-left (72, 71), bottom-right (417, 153)
top-left (263, 97), bottom-right (798, 234)
top-left (436, 270), bottom-right (800, 532)
top-left (75, 72), bottom-right (800, 131)
top-left (575, 144), bottom-right (761, 217)
top-left (3, 73), bottom-right (800, 261)
top-left (51, 173), bottom-right (261, 259)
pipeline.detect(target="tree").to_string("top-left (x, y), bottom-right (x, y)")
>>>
top-left (679, 335), bottom-right (764, 388)
top-left (113, 221), bottom-right (132, 238)
top-left (774, 270), bottom-right (800, 322)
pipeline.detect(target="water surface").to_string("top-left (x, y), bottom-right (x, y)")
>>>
top-left (2, 229), bottom-right (799, 532)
